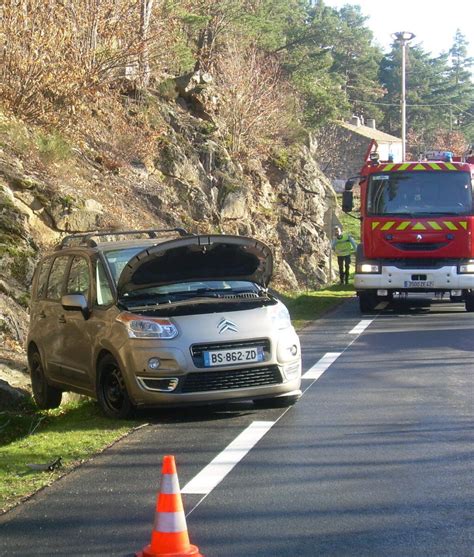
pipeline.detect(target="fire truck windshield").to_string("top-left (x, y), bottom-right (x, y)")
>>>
top-left (367, 171), bottom-right (473, 216)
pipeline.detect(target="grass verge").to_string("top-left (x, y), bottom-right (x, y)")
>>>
top-left (0, 283), bottom-right (355, 514)
top-left (0, 399), bottom-right (139, 513)
top-left (282, 283), bottom-right (355, 329)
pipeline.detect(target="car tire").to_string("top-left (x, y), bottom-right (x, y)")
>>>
top-left (253, 394), bottom-right (300, 409)
top-left (97, 354), bottom-right (134, 419)
top-left (359, 291), bottom-right (377, 313)
top-left (465, 293), bottom-right (474, 312)
top-left (29, 350), bottom-right (62, 409)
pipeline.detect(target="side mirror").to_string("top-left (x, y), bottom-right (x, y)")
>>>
top-left (61, 294), bottom-right (90, 320)
top-left (345, 178), bottom-right (355, 191)
top-left (342, 190), bottom-right (354, 213)
top-left (345, 176), bottom-right (360, 191)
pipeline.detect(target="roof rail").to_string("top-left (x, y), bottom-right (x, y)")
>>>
top-left (56, 228), bottom-right (191, 250)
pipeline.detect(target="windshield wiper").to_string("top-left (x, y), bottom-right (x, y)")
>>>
top-left (372, 212), bottom-right (414, 217)
top-left (410, 211), bottom-right (467, 217)
top-left (127, 296), bottom-right (267, 311)
top-left (120, 290), bottom-right (230, 309)
top-left (121, 288), bottom-right (263, 309)
top-left (374, 211), bottom-right (470, 217)
top-left (173, 288), bottom-right (258, 299)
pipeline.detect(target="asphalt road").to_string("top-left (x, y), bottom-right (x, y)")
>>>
top-left (1, 296), bottom-right (473, 556)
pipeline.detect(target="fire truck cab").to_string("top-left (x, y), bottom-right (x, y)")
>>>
top-left (343, 143), bottom-right (474, 313)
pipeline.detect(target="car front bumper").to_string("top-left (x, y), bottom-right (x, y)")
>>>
top-left (354, 265), bottom-right (474, 291)
top-left (117, 328), bottom-right (302, 407)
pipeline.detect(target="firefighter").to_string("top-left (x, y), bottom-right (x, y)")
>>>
top-left (332, 225), bottom-right (357, 284)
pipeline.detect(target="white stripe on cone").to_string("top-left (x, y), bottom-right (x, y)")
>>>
top-left (154, 510), bottom-right (188, 533)
top-left (160, 473), bottom-right (180, 494)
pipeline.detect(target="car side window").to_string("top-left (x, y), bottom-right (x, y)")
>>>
top-left (35, 259), bottom-right (51, 299)
top-left (46, 256), bottom-right (70, 300)
top-left (96, 259), bottom-right (114, 306)
top-left (67, 257), bottom-right (90, 298)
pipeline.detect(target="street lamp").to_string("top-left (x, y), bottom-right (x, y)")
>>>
top-left (392, 31), bottom-right (416, 161)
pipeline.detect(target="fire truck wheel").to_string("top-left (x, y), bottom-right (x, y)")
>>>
top-left (359, 291), bottom-right (377, 313)
top-left (465, 294), bottom-right (474, 312)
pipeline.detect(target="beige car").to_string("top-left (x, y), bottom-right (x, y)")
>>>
top-left (27, 229), bottom-right (302, 418)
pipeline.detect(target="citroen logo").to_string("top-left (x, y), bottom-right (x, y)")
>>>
top-left (416, 234), bottom-right (423, 242)
top-left (218, 318), bottom-right (238, 334)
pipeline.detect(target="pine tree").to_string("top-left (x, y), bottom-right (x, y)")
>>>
top-left (448, 30), bottom-right (474, 140)
top-left (329, 5), bottom-right (384, 124)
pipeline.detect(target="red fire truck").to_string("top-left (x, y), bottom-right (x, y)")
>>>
top-left (343, 142), bottom-right (474, 312)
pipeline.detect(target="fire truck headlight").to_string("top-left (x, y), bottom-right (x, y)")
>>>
top-left (459, 261), bottom-right (474, 274)
top-left (359, 263), bottom-right (381, 274)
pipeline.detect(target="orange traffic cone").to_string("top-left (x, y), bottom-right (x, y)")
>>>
top-left (136, 455), bottom-right (203, 557)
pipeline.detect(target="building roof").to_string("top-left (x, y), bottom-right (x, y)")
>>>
top-left (340, 122), bottom-right (401, 143)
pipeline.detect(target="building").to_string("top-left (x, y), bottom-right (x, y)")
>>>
top-left (328, 117), bottom-right (402, 192)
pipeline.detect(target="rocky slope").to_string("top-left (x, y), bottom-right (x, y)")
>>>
top-left (0, 73), bottom-right (337, 403)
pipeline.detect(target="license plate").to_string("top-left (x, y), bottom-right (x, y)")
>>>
top-left (404, 281), bottom-right (434, 288)
top-left (203, 347), bottom-right (264, 367)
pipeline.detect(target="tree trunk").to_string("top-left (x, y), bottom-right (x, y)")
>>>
top-left (139, 0), bottom-right (154, 88)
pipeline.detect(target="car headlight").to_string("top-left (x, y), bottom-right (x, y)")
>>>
top-left (116, 312), bottom-right (178, 339)
top-left (271, 303), bottom-right (292, 330)
top-left (459, 261), bottom-right (474, 273)
top-left (358, 263), bottom-right (381, 273)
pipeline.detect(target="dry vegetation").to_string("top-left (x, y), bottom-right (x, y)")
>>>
top-left (1, 0), bottom-right (142, 124)
top-left (0, 0), bottom-right (298, 163)
top-left (215, 42), bottom-right (298, 157)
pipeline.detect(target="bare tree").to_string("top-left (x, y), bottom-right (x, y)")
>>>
top-left (215, 41), bottom-right (297, 157)
top-left (139, 0), bottom-right (154, 87)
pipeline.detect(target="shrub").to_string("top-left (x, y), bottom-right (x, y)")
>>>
top-left (214, 42), bottom-right (298, 158)
top-left (36, 132), bottom-right (71, 163)
top-left (156, 79), bottom-right (179, 100)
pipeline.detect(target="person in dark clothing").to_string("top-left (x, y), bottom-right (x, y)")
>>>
top-left (332, 225), bottom-right (357, 284)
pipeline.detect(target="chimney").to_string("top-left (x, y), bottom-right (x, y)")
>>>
top-left (367, 118), bottom-right (376, 129)
top-left (351, 116), bottom-right (361, 127)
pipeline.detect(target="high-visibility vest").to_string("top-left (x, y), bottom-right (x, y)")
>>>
top-left (333, 233), bottom-right (355, 256)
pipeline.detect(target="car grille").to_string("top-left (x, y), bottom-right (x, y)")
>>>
top-left (180, 365), bottom-right (282, 393)
top-left (190, 338), bottom-right (271, 368)
top-left (385, 259), bottom-right (457, 269)
top-left (393, 242), bottom-right (449, 251)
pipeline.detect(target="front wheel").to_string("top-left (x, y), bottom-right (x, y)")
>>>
top-left (359, 291), bottom-right (378, 313)
top-left (465, 293), bottom-right (474, 312)
top-left (97, 354), bottom-right (134, 419)
top-left (29, 350), bottom-right (62, 409)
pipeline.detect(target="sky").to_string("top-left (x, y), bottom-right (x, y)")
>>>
top-left (323, 0), bottom-right (474, 59)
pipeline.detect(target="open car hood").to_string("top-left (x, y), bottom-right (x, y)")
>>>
top-left (116, 234), bottom-right (273, 296)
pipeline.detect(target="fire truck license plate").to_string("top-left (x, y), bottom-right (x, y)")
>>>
top-left (404, 280), bottom-right (434, 288)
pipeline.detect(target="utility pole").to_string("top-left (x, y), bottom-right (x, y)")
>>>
top-left (392, 32), bottom-right (415, 160)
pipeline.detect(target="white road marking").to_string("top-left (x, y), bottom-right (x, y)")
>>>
top-left (302, 352), bottom-right (342, 380)
top-left (186, 310), bottom-right (382, 515)
top-left (182, 421), bottom-right (274, 495)
top-left (375, 301), bottom-right (389, 310)
top-left (349, 319), bottom-right (373, 335)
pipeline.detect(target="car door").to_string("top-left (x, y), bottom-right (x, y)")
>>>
top-left (40, 255), bottom-right (71, 382)
top-left (58, 255), bottom-right (95, 391)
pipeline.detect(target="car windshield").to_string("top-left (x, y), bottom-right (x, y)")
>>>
top-left (104, 247), bottom-right (147, 283)
top-left (120, 280), bottom-right (261, 307)
top-left (367, 171), bottom-right (473, 216)
top-left (126, 280), bottom-right (259, 297)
